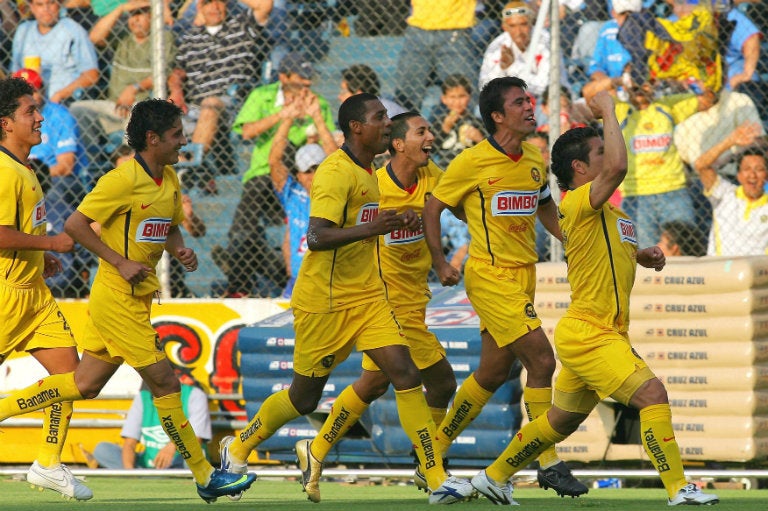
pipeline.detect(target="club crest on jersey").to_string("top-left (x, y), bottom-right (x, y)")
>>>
top-left (32, 197), bottom-right (46, 228)
top-left (617, 218), bottom-right (637, 245)
top-left (137, 217), bottom-right (172, 243)
top-left (491, 190), bottom-right (538, 216)
top-left (530, 167), bottom-right (541, 183)
top-left (524, 302), bottom-right (537, 318)
top-left (385, 224), bottom-right (424, 245)
top-left (357, 202), bottom-right (379, 224)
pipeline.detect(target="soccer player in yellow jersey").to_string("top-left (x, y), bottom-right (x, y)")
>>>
top-left (422, 76), bottom-right (587, 501)
top-left (469, 91), bottom-right (719, 506)
top-left (0, 77), bottom-right (92, 501)
top-left (0, 98), bottom-right (257, 503)
top-left (291, 111), bottom-right (463, 500)
top-left (218, 95), bottom-right (475, 505)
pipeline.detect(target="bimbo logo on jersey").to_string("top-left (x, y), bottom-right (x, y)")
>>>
top-left (631, 134), bottom-right (671, 153)
top-left (32, 197), bottom-right (46, 228)
top-left (491, 191), bottom-right (538, 216)
top-left (617, 218), bottom-right (637, 245)
top-left (357, 202), bottom-right (379, 224)
top-left (136, 217), bottom-right (172, 243)
top-left (385, 224), bottom-right (424, 245)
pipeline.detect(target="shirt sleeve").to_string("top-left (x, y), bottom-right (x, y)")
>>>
top-left (120, 394), bottom-right (144, 440)
top-left (0, 170), bottom-right (23, 226)
top-left (309, 163), bottom-right (352, 225)
top-left (77, 169), bottom-right (131, 224)
top-left (187, 387), bottom-right (212, 441)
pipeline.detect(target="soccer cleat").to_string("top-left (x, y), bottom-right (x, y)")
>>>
top-left (414, 466), bottom-right (430, 493)
top-left (295, 439), bottom-right (323, 503)
top-left (471, 470), bottom-right (519, 506)
top-left (428, 475), bottom-right (477, 505)
top-left (196, 469), bottom-right (256, 503)
top-left (668, 483), bottom-right (719, 506)
top-left (537, 461), bottom-right (589, 497)
top-left (218, 435), bottom-right (248, 501)
top-left (27, 461), bottom-right (93, 501)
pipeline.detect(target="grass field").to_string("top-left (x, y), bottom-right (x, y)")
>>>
top-left (1, 475), bottom-right (766, 511)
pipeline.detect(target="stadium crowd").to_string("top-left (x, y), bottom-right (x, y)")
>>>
top-left (0, 0), bottom-right (765, 299)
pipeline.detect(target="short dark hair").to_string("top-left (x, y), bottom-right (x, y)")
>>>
top-left (388, 111), bottom-right (421, 153)
top-left (551, 126), bottom-right (599, 191)
top-left (541, 85), bottom-right (572, 107)
top-left (660, 220), bottom-right (704, 257)
top-left (0, 77), bottom-right (35, 140)
top-left (737, 147), bottom-right (766, 169)
top-left (338, 92), bottom-right (380, 138)
top-left (341, 64), bottom-right (381, 96)
top-left (441, 74), bottom-right (472, 95)
top-left (125, 98), bottom-right (183, 152)
top-left (479, 76), bottom-right (527, 135)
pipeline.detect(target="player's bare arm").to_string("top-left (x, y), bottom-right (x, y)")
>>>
top-left (65, 210), bottom-right (152, 285)
top-left (537, 199), bottom-right (562, 242)
top-left (166, 225), bottom-right (198, 272)
top-left (637, 246), bottom-right (665, 272)
top-left (0, 225), bottom-right (74, 252)
top-left (306, 209), bottom-right (408, 251)
top-left (422, 195), bottom-right (460, 287)
top-left (588, 91), bottom-right (627, 210)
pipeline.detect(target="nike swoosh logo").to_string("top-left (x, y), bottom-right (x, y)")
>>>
top-left (181, 421), bottom-right (190, 429)
top-left (32, 186), bottom-right (37, 191)
top-left (361, 190), bottom-right (368, 196)
top-left (220, 475), bottom-right (250, 489)
top-left (35, 471), bottom-right (68, 488)
top-left (488, 178), bottom-right (503, 185)
top-left (141, 203), bottom-right (152, 209)
top-left (663, 436), bottom-right (675, 442)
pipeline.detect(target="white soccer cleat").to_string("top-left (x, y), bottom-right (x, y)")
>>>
top-left (413, 466), bottom-right (430, 493)
top-left (668, 483), bottom-right (719, 506)
top-left (471, 470), bottom-right (519, 506)
top-left (428, 475), bottom-right (477, 505)
top-left (218, 435), bottom-right (248, 501)
top-left (295, 439), bottom-right (323, 503)
top-left (26, 461), bottom-right (93, 501)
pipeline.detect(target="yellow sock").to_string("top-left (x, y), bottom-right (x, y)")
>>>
top-left (36, 401), bottom-right (73, 467)
top-left (154, 393), bottom-right (211, 486)
top-left (639, 404), bottom-right (687, 498)
top-left (435, 374), bottom-right (492, 457)
top-left (0, 372), bottom-right (81, 421)
top-left (311, 385), bottom-right (368, 462)
top-left (230, 389), bottom-right (300, 463)
top-left (486, 413), bottom-right (566, 484)
top-left (395, 386), bottom-right (445, 490)
top-left (523, 386), bottom-right (559, 468)
top-left (430, 406), bottom-right (447, 428)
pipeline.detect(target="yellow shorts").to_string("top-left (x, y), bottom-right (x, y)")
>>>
top-left (553, 315), bottom-right (657, 413)
top-left (0, 278), bottom-right (75, 362)
top-left (293, 299), bottom-right (407, 378)
top-left (79, 281), bottom-right (166, 368)
top-left (464, 258), bottom-right (541, 347)
top-left (361, 307), bottom-right (445, 371)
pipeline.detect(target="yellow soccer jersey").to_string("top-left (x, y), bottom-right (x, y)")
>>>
top-left (0, 147), bottom-right (46, 284)
top-left (291, 147), bottom-right (385, 313)
top-left (432, 138), bottom-right (550, 268)
top-left (376, 159), bottom-right (443, 311)
top-left (616, 95), bottom-right (698, 197)
top-left (559, 183), bottom-right (638, 331)
top-left (77, 157), bottom-right (184, 295)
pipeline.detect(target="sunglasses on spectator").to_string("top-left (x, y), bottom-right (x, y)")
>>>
top-left (503, 6), bottom-right (533, 18)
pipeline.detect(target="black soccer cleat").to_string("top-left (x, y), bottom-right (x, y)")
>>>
top-left (537, 461), bottom-right (589, 498)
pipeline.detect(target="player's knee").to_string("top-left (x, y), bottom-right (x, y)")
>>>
top-left (76, 381), bottom-right (104, 400)
top-left (357, 381), bottom-right (389, 403)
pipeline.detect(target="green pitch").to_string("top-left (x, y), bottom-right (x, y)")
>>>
top-left (2, 475), bottom-right (765, 510)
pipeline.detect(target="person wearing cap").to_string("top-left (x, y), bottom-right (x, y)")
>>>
top-left (212, 52), bottom-right (334, 298)
top-left (69, 0), bottom-right (177, 147)
top-left (478, 1), bottom-right (570, 98)
top-left (12, 68), bottom-right (92, 298)
top-left (0, 76), bottom-right (91, 500)
top-left (11, 0), bottom-right (99, 104)
top-left (168, 0), bottom-right (271, 180)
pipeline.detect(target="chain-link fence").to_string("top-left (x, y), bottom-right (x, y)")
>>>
top-left (2, 0), bottom-right (766, 298)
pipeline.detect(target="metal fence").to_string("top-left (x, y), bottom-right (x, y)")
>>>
top-left (2, 0), bottom-right (766, 298)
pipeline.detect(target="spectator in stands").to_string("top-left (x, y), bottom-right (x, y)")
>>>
top-left (267, 136), bottom-right (327, 299)
top-left (393, 0), bottom-right (477, 111)
top-left (110, 144), bottom-right (206, 297)
top-left (70, 1), bottom-right (176, 147)
top-left (213, 52), bottom-right (335, 298)
top-left (617, 82), bottom-right (708, 249)
top-left (536, 85), bottom-right (587, 135)
top-left (91, 376), bottom-right (211, 469)
top-left (692, 126), bottom-right (768, 256)
top-left (656, 220), bottom-right (704, 257)
top-left (339, 64), bottom-right (406, 118)
top-left (580, 0), bottom-right (637, 102)
top-left (429, 73), bottom-right (485, 166)
top-left (478, 1), bottom-right (570, 99)
top-left (11, 0), bottom-right (99, 104)
top-left (12, 68), bottom-right (93, 298)
top-left (168, 0), bottom-right (271, 185)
